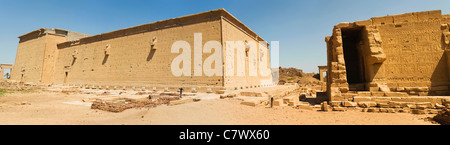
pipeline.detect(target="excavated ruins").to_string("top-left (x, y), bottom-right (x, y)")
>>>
top-left (319, 10), bottom-right (450, 123)
top-left (1, 9), bottom-right (450, 125)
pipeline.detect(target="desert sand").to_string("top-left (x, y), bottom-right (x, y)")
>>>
top-left (0, 91), bottom-right (434, 125)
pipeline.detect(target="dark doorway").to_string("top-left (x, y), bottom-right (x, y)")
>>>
top-left (342, 28), bottom-right (366, 90)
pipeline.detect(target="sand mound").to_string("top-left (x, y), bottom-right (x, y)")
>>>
top-left (278, 67), bottom-right (320, 85)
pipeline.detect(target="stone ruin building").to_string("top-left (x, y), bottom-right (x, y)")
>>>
top-left (9, 9), bottom-right (273, 92)
top-left (326, 10), bottom-right (450, 101)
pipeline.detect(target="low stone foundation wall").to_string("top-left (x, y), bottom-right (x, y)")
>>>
top-left (321, 96), bottom-right (450, 115)
top-left (0, 80), bottom-right (40, 91)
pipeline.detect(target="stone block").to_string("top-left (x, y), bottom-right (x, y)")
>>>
top-left (371, 97), bottom-right (391, 103)
top-left (220, 95), bottom-right (227, 99)
top-left (335, 22), bottom-right (353, 28)
top-left (416, 102), bottom-right (433, 108)
top-left (379, 108), bottom-right (388, 113)
top-left (289, 101), bottom-right (299, 106)
top-left (329, 101), bottom-right (342, 107)
top-left (273, 99), bottom-right (284, 106)
top-left (418, 92), bottom-right (428, 96)
top-left (406, 104), bottom-right (417, 109)
top-left (355, 20), bottom-right (372, 26)
top-left (353, 96), bottom-right (372, 102)
top-left (398, 108), bottom-right (411, 113)
top-left (388, 101), bottom-right (399, 107)
top-left (361, 108), bottom-right (368, 112)
top-left (206, 88), bottom-right (213, 93)
top-left (411, 109), bottom-right (426, 114)
top-left (321, 102), bottom-right (328, 111)
top-left (367, 108), bottom-right (380, 113)
top-left (435, 103), bottom-right (445, 109)
top-left (226, 94), bottom-right (237, 98)
top-left (332, 107), bottom-right (346, 111)
top-left (369, 87), bottom-right (380, 92)
top-left (416, 87), bottom-right (429, 92)
top-left (416, 105), bottom-right (428, 110)
top-left (379, 85), bottom-right (391, 92)
top-left (387, 108), bottom-right (396, 113)
top-left (339, 87), bottom-right (349, 93)
top-left (357, 91), bottom-right (371, 96)
top-left (384, 92), bottom-right (408, 97)
top-left (377, 103), bottom-right (389, 108)
top-left (342, 101), bottom-right (358, 107)
top-left (283, 96), bottom-right (298, 104)
top-left (215, 90), bottom-right (225, 94)
top-left (428, 109), bottom-right (439, 114)
top-left (358, 101), bottom-right (377, 108)
top-left (240, 92), bottom-right (263, 97)
top-left (297, 104), bottom-right (313, 110)
top-left (371, 92), bottom-right (385, 97)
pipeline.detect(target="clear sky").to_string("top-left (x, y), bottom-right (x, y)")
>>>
top-left (1, 0), bottom-right (449, 73)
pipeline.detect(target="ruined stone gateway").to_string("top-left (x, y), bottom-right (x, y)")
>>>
top-left (326, 10), bottom-right (450, 101)
top-left (10, 9), bottom-right (273, 92)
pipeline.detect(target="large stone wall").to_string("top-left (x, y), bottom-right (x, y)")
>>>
top-left (221, 18), bottom-right (272, 90)
top-left (41, 34), bottom-right (67, 84)
top-left (53, 19), bottom-right (224, 91)
top-left (326, 10), bottom-right (450, 101)
top-left (11, 31), bottom-right (48, 83)
top-left (10, 9), bottom-right (272, 92)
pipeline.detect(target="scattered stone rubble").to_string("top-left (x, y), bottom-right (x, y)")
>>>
top-left (0, 80), bottom-right (40, 91)
top-left (319, 98), bottom-right (450, 115)
top-left (432, 108), bottom-right (450, 125)
top-left (84, 88), bottom-right (200, 112)
top-left (91, 96), bottom-right (180, 113)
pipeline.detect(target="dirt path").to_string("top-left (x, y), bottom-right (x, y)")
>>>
top-left (0, 92), bottom-right (435, 125)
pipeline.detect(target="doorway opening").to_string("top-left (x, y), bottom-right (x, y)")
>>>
top-left (342, 27), bottom-right (366, 91)
top-left (2, 68), bottom-right (11, 79)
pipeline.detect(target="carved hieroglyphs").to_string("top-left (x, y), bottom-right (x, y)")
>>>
top-left (326, 10), bottom-right (450, 101)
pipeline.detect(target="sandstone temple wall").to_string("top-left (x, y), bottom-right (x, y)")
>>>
top-left (326, 10), bottom-right (450, 101)
top-left (10, 9), bottom-right (273, 92)
top-left (11, 30), bottom-right (57, 83)
top-left (53, 18), bottom-right (224, 91)
top-left (221, 18), bottom-right (272, 90)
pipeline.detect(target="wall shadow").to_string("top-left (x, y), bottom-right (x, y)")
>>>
top-left (147, 49), bottom-right (156, 61)
top-left (429, 52), bottom-right (449, 96)
top-left (71, 58), bottom-right (77, 66)
top-left (102, 55), bottom-right (109, 65)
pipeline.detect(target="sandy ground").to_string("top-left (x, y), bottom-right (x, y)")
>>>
top-left (0, 91), bottom-right (435, 125)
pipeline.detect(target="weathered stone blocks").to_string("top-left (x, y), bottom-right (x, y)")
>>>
top-left (358, 101), bottom-right (377, 108)
top-left (342, 101), bottom-right (358, 107)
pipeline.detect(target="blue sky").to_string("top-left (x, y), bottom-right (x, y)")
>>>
top-left (0, 0), bottom-right (449, 73)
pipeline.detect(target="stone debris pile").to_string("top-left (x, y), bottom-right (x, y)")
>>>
top-left (432, 108), bottom-right (450, 125)
top-left (319, 98), bottom-right (450, 115)
top-left (91, 96), bottom-right (180, 113)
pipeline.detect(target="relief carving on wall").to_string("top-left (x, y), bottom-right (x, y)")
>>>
top-left (366, 26), bottom-right (386, 64)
